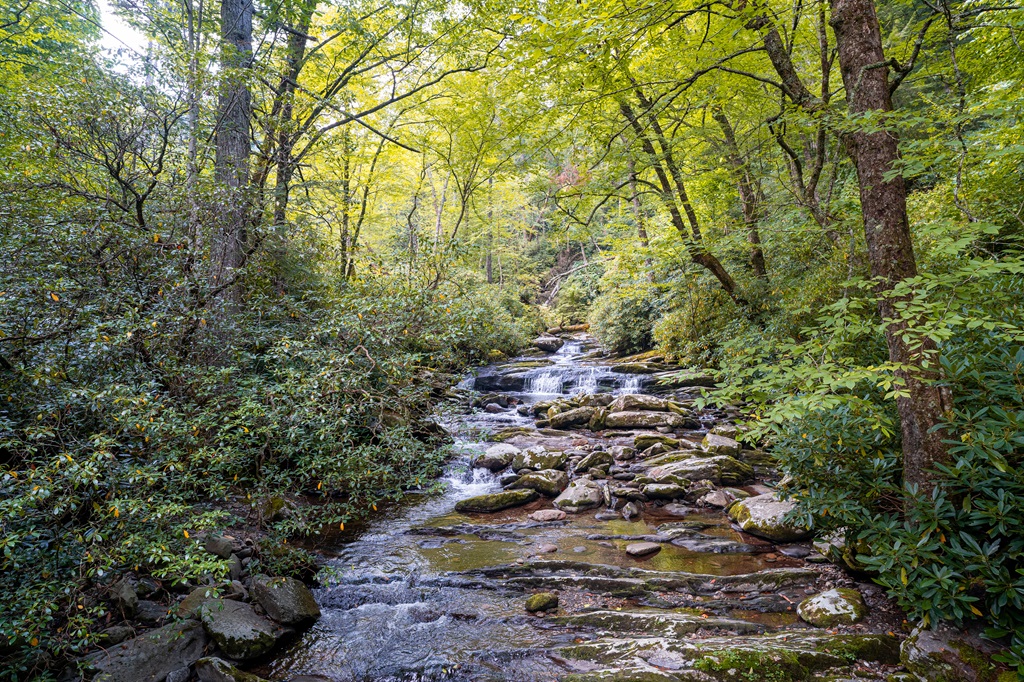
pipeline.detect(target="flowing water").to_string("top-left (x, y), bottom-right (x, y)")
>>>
top-left (255, 340), bottom-right (892, 682)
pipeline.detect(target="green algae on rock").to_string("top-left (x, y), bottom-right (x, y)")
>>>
top-left (797, 588), bottom-right (867, 627)
top-left (454, 489), bottom-right (539, 513)
top-left (525, 592), bottom-right (559, 612)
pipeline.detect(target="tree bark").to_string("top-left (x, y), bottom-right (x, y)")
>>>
top-left (712, 108), bottom-right (767, 279)
top-left (213, 0), bottom-right (253, 302)
top-left (829, 0), bottom-right (952, 490)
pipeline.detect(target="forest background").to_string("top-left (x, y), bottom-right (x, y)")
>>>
top-left (1, 0), bottom-right (1023, 678)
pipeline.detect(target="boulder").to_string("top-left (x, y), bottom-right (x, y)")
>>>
top-left (622, 501), bottom-right (641, 520)
top-left (198, 599), bottom-right (279, 660)
top-left (575, 450), bottom-right (615, 472)
top-left (85, 620), bottom-right (207, 682)
top-left (525, 592), bottom-right (559, 613)
top-left (604, 411), bottom-right (696, 430)
top-left (529, 509), bottom-right (567, 522)
top-left (647, 455), bottom-right (754, 486)
top-left (640, 483), bottom-right (687, 500)
top-left (548, 406), bottom-right (597, 430)
top-left (797, 588), bottom-right (867, 627)
top-left (473, 373), bottom-right (527, 392)
top-left (607, 445), bottom-right (636, 460)
top-left (455, 489), bottom-right (539, 513)
top-left (113, 578), bottom-right (138, 618)
top-left (533, 336), bottom-right (565, 353)
top-left (535, 543), bottom-right (558, 553)
top-left (610, 363), bottom-right (661, 374)
top-left (901, 624), bottom-right (1009, 682)
top-left (178, 585), bottom-right (222, 618)
top-left (727, 493), bottom-right (812, 542)
top-left (634, 434), bottom-right (680, 450)
top-left (204, 535), bottom-right (237, 560)
top-left (553, 480), bottom-right (604, 512)
top-left (509, 469), bottom-right (569, 497)
top-left (252, 576), bottom-right (320, 626)
top-left (511, 447), bottom-right (568, 472)
top-left (608, 394), bottom-right (670, 412)
top-left (135, 600), bottom-right (168, 624)
top-left (702, 433), bottom-right (741, 457)
top-left (625, 542), bottom-right (662, 557)
top-left (196, 657), bottom-right (269, 682)
top-left (709, 424), bottom-right (740, 439)
top-left (472, 444), bottom-right (519, 472)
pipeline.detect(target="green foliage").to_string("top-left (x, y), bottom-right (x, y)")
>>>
top-left (553, 266), bottom-right (603, 324)
top-left (588, 278), bottom-right (658, 355)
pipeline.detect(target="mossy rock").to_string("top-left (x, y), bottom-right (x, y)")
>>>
top-left (489, 427), bottom-right (535, 442)
top-left (525, 592), bottom-right (558, 612)
top-left (797, 588), bottom-right (867, 627)
top-left (727, 493), bottom-right (812, 542)
top-left (454, 489), bottom-right (538, 513)
top-left (901, 625), bottom-right (1010, 682)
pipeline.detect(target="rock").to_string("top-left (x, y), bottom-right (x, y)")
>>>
top-left (473, 373), bottom-right (527, 392)
top-left (198, 599), bottom-right (279, 660)
top-left (797, 588), bottom-right (867, 627)
top-left (484, 403), bottom-right (504, 413)
top-left (535, 543), bottom-right (558, 553)
top-left (455, 489), bottom-right (539, 513)
top-left (901, 624), bottom-right (1009, 682)
top-left (178, 585), bottom-right (222, 618)
top-left (607, 394), bottom-right (670, 412)
top-left (196, 656), bottom-right (269, 682)
top-left (709, 424), bottom-right (740, 439)
top-left (697, 489), bottom-right (734, 508)
top-left (511, 447), bottom-right (568, 471)
top-left (640, 483), bottom-right (687, 500)
top-left (135, 600), bottom-right (168, 624)
top-left (224, 580), bottom-right (248, 601)
top-left (252, 576), bottom-right (320, 626)
top-left (702, 433), bottom-right (741, 456)
top-left (727, 493), bottom-right (812, 542)
top-left (85, 620), bottom-right (207, 682)
top-left (473, 444), bottom-right (520, 471)
top-left (622, 501), bottom-right (641, 520)
top-left (525, 592), bottom-right (559, 612)
top-left (610, 363), bottom-right (661, 374)
top-left (634, 434), bottom-right (680, 450)
top-left (228, 554), bottom-right (243, 581)
top-left (166, 668), bottom-right (191, 682)
top-left (608, 445), bottom-right (636, 460)
top-left (529, 509), bottom-right (567, 522)
top-left (576, 450), bottom-right (614, 472)
top-left (98, 625), bottom-right (135, 645)
top-left (625, 542), bottom-right (662, 557)
top-left (204, 535), bottom-right (236, 560)
top-left (604, 411), bottom-right (696, 429)
top-left (553, 480), bottom-right (604, 512)
top-left (647, 455), bottom-right (754, 486)
top-left (113, 578), bottom-right (138, 617)
top-left (509, 469), bottom-right (569, 497)
top-left (548, 406), bottom-right (597, 430)
top-left (654, 371), bottom-right (716, 388)
top-left (533, 336), bottom-right (565, 353)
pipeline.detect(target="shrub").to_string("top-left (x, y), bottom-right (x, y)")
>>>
top-left (588, 279), bottom-right (659, 355)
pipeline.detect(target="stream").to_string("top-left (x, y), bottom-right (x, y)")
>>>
top-left (255, 337), bottom-right (901, 682)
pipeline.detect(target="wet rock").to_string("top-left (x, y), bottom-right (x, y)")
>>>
top-left (647, 455), bottom-right (754, 486)
top-left (85, 620), bottom-right (207, 682)
top-left (548, 406), bottom-right (596, 430)
top-left (509, 469), bottom-right (569, 497)
top-left (797, 588), bottom-right (867, 627)
top-left (224, 580), bottom-right (248, 601)
top-left (661, 503), bottom-right (695, 516)
top-left (608, 445), bottom-right (636, 460)
top-left (196, 656), bottom-right (269, 682)
top-left (622, 501), bottom-right (641, 520)
top-left (204, 535), bottom-right (236, 560)
top-left (702, 433), bottom-right (741, 456)
top-left (113, 578), bottom-right (138, 618)
top-left (778, 545), bottom-right (812, 559)
top-left (640, 483), bottom-right (687, 500)
top-left (728, 493), bottom-right (813, 542)
top-left (474, 373), bottom-right (527, 392)
top-left (604, 411), bottom-right (696, 429)
top-left (610, 363), bottom-right (661, 374)
top-left (228, 554), bottom-right (243, 582)
top-left (553, 480), bottom-right (604, 512)
top-left (901, 624), bottom-right (1008, 682)
top-left (642, 450), bottom-right (700, 467)
top-left (625, 542), bottom-right (662, 557)
top-left (528, 509), bottom-right (567, 522)
top-left (533, 336), bottom-right (564, 353)
top-left (593, 510), bottom-right (621, 521)
top-left (252, 576), bottom-right (320, 626)
top-left (535, 543), bottom-right (559, 553)
top-left (511, 447), bottom-right (568, 471)
top-left (709, 424), bottom-right (740, 439)
top-left (576, 450), bottom-right (615, 472)
top-left (608, 394), bottom-right (671, 412)
top-left (98, 625), bottom-right (134, 645)
top-left (525, 592), bottom-right (559, 612)
top-left (697, 489), bottom-right (735, 508)
top-left (484, 403), bottom-right (504, 413)
top-left (135, 600), bottom-right (168, 624)
top-left (634, 434), bottom-right (680, 450)
top-left (166, 668), bottom-right (190, 682)
top-left (455, 489), bottom-right (539, 513)
top-left (178, 585), bottom-right (222, 618)
top-left (669, 535), bottom-right (757, 554)
top-left (198, 599), bottom-right (279, 660)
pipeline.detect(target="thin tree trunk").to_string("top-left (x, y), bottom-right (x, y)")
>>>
top-left (829, 0), bottom-right (952, 490)
top-left (273, 2), bottom-right (315, 230)
top-left (712, 108), bottom-right (767, 278)
top-left (213, 0), bottom-right (253, 303)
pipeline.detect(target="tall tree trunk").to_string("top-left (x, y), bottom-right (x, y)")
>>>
top-left (626, 158), bottom-right (650, 249)
top-left (213, 0), bottom-right (253, 302)
top-left (829, 0), bottom-right (952, 490)
top-left (712, 108), bottom-right (767, 279)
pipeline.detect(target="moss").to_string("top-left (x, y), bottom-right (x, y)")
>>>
top-left (815, 634), bottom-right (901, 665)
top-left (525, 592), bottom-right (559, 612)
top-left (692, 648), bottom-right (808, 682)
top-left (454, 489), bottom-right (538, 512)
top-left (489, 427), bottom-right (535, 442)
